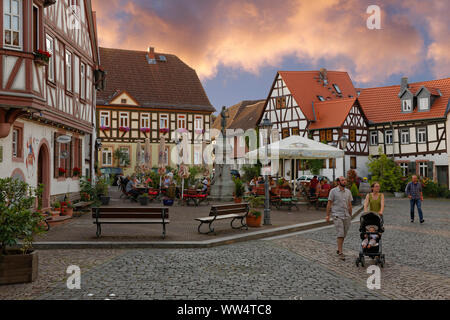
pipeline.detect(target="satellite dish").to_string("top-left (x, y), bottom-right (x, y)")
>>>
top-left (57, 135), bottom-right (72, 144)
top-left (60, 151), bottom-right (69, 159)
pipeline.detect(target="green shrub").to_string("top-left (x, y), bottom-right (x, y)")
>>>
top-left (241, 164), bottom-right (261, 183)
top-left (350, 183), bottom-right (359, 198)
top-left (367, 149), bottom-right (403, 193)
top-left (233, 178), bottom-right (245, 198)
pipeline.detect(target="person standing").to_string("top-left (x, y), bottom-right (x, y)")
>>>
top-left (405, 175), bottom-right (425, 223)
top-left (326, 176), bottom-right (353, 261)
top-left (309, 176), bottom-right (319, 197)
top-left (363, 182), bottom-right (384, 215)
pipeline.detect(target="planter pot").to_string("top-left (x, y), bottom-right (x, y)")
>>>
top-left (34, 58), bottom-right (48, 67)
top-left (0, 250), bottom-right (38, 285)
top-left (139, 197), bottom-right (149, 206)
top-left (100, 196), bottom-right (110, 206)
top-left (394, 192), bottom-right (405, 198)
top-left (61, 207), bottom-right (73, 217)
top-left (234, 197), bottom-right (243, 204)
top-left (246, 215), bottom-right (262, 227)
top-left (50, 210), bottom-right (60, 218)
top-left (163, 199), bottom-right (174, 206)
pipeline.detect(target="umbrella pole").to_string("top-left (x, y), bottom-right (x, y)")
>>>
top-left (181, 178), bottom-right (184, 205)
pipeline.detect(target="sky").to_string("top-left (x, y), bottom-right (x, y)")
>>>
top-left (91, 0), bottom-right (450, 113)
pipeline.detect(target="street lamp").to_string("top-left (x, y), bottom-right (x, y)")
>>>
top-left (259, 116), bottom-right (272, 225)
top-left (339, 135), bottom-right (348, 178)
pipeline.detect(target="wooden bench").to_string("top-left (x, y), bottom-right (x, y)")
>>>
top-left (92, 207), bottom-right (169, 238)
top-left (57, 193), bottom-right (94, 211)
top-left (195, 203), bottom-right (249, 234)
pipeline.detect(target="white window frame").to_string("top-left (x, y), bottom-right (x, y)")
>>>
top-left (177, 114), bottom-right (186, 129)
top-left (399, 162), bottom-right (408, 176)
top-left (141, 113), bottom-right (150, 129)
top-left (99, 111), bottom-right (110, 127)
top-left (80, 62), bottom-right (86, 100)
top-left (370, 131), bottom-right (378, 145)
top-left (65, 50), bottom-right (72, 92)
top-left (402, 99), bottom-right (412, 112)
top-left (32, 4), bottom-right (39, 52)
top-left (119, 147), bottom-right (130, 167)
top-left (417, 127), bottom-right (426, 144)
top-left (419, 162), bottom-right (427, 177)
top-left (194, 115), bottom-right (203, 131)
top-left (3, 0), bottom-right (23, 49)
top-left (385, 130), bottom-right (393, 145)
top-left (46, 34), bottom-right (54, 82)
top-left (194, 148), bottom-right (202, 165)
top-left (102, 147), bottom-right (113, 166)
top-left (12, 128), bottom-right (18, 157)
top-left (119, 112), bottom-right (129, 128)
top-left (419, 98), bottom-right (429, 111)
top-left (159, 114), bottom-right (168, 129)
top-left (401, 129), bottom-right (410, 144)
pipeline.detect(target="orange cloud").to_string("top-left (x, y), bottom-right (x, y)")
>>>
top-left (91, 0), bottom-right (448, 84)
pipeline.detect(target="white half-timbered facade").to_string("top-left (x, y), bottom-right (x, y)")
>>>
top-left (0, 0), bottom-right (102, 208)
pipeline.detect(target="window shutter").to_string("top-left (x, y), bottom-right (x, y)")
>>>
top-left (54, 133), bottom-right (59, 178)
top-left (427, 161), bottom-right (433, 179)
top-left (408, 162), bottom-right (416, 175)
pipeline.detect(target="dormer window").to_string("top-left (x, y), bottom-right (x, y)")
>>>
top-left (317, 95), bottom-right (325, 101)
top-left (418, 97), bottom-right (429, 111)
top-left (402, 99), bottom-right (412, 112)
top-left (332, 84), bottom-right (341, 94)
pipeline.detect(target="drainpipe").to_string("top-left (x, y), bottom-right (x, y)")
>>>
top-left (390, 121), bottom-right (394, 159)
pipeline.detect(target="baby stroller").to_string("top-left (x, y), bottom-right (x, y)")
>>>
top-left (355, 211), bottom-right (385, 268)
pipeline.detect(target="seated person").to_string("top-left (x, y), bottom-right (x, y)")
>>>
top-left (321, 179), bottom-right (331, 191)
top-left (125, 178), bottom-right (140, 200)
top-left (248, 178), bottom-right (256, 192)
top-left (362, 225), bottom-right (380, 249)
top-left (162, 175), bottom-right (172, 190)
top-left (201, 177), bottom-right (209, 194)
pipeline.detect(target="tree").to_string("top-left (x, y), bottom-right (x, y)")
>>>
top-left (113, 149), bottom-right (130, 167)
top-left (367, 148), bottom-right (403, 193)
top-left (241, 163), bottom-right (262, 183)
top-left (305, 159), bottom-right (323, 175)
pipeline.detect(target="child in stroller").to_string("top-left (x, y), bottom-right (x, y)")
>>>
top-left (356, 211), bottom-right (385, 268)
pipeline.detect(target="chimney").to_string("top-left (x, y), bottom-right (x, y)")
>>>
top-left (319, 68), bottom-right (328, 86)
top-left (148, 47), bottom-right (155, 59)
top-left (401, 77), bottom-right (408, 91)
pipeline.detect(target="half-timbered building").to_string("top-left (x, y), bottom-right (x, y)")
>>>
top-left (358, 77), bottom-right (450, 187)
top-left (96, 47), bottom-right (214, 174)
top-left (0, 0), bottom-right (101, 208)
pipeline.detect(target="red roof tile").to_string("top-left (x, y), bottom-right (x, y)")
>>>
top-left (97, 47), bottom-right (214, 112)
top-left (358, 78), bottom-right (450, 124)
top-left (309, 98), bottom-right (356, 129)
top-left (212, 100), bottom-right (264, 130)
top-left (278, 70), bottom-right (357, 121)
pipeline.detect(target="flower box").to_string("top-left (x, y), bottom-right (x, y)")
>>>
top-left (73, 167), bottom-right (81, 176)
top-left (100, 126), bottom-right (110, 131)
top-left (33, 49), bottom-right (51, 66)
top-left (159, 128), bottom-right (169, 135)
top-left (140, 128), bottom-right (151, 133)
top-left (58, 168), bottom-right (66, 176)
top-left (119, 126), bottom-right (130, 132)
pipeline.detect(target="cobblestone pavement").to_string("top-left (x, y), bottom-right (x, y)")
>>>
top-left (1, 198), bottom-right (449, 300)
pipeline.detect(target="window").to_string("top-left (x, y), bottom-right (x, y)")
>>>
top-left (402, 99), bottom-right (412, 112)
top-left (419, 98), bottom-right (429, 111)
top-left (12, 129), bottom-right (18, 157)
top-left (80, 62), bottom-right (86, 99)
top-left (66, 51), bottom-right (72, 91)
top-left (194, 148), bottom-right (202, 165)
top-left (417, 128), bottom-right (426, 143)
top-left (326, 130), bottom-right (332, 142)
top-left (194, 115), bottom-right (203, 131)
top-left (399, 162), bottom-right (408, 176)
top-left (385, 130), bottom-right (393, 144)
top-left (329, 158), bottom-right (336, 169)
top-left (401, 129), bottom-right (410, 144)
top-left (32, 5), bottom-right (39, 51)
top-left (370, 131), bottom-right (378, 145)
top-left (177, 114), bottom-right (186, 129)
top-left (349, 129), bottom-right (356, 142)
top-left (121, 99), bottom-right (127, 104)
top-left (46, 35), bottom-right (54, 82)
top-left (333, 84), bottom-right (341, 94)
top-left (317, 95), bottom-right (325, 101)
top-left (159, 114), bottom-right (168, 129)
top-left (119, 112), bottom-right (129, 128)
top-left (282, 128), bottom-right (290, 139)
top-left (419, 162), bottom-right (427, 177)
top-left (119, 147), bottom-right (130, 167)
top-left (350, 157), bottom-right (356, 169)
top-left (276, 97), bottom-right (286, 109)
top-left (101, 147), bottom-right (113, 166)
top-left (320, 130), bottom-right (326, 141)
top-left (292, 127), bottom-right (299, 136)
top-left (3, 0), bottom-right (22, 49)
top-left (141, 113), bottom-right (150, 128)
top-left (99, 111), bottom-right (110, 127)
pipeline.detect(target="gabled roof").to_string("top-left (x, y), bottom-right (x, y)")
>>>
top-left (309, 98), bottom-right (356, 130)
top-left (358, 78), bottom-right (450, 124)
top-left (212, 100), bottom-right (264, 130)
top-left (278, 70), bottom-right (357, 121)
top-left (228, 101), bottom-right (266, 130)
top-left (97, 47), bottom-right (214, 112)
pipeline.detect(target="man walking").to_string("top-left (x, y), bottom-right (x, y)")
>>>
top-left (405, 175), bottom-right (425, 223)
top-left (326, 176), bottom-right (353, 261)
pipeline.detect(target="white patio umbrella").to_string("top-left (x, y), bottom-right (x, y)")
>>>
top-left (136, 140), bottom-right (142, 167)
top-left (144, 138), bottom-right (151, 168)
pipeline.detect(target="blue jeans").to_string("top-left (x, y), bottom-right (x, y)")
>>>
top-left (410, 199), bottom-right (424, 221)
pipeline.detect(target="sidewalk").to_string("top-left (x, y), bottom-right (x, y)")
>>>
top-left (33, 188), bottom-right (364, 249)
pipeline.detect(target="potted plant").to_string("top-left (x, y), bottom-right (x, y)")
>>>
top-left (58, 167), bottom-right (66, 177)
top-left (0, 178), bottom-right (46, 284)
top-left (233, 178), bottom-right (245, 203)
top-left (52, 201), bottom-right (61, 213)
top-left (61, 201), bottom-right (74, 217)
top-left (138, 193), bottom-right (149, 206)
top-left (95, 177), bottom-right (110, 205)
top-left (246, 195), bottom-right (264, 227)
top-left (73, 167), bottom-right (81, 177)
top-left (163, 185), bottom-right (176, 206)
top-left (350, 183), bottom-right (361, 205)
top-left (33, 49), bottom-right (51, 66)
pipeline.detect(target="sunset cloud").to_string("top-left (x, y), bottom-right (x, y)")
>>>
top-left (91, 0), bottom-right (449, 85)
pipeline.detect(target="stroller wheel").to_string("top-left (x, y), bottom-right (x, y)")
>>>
top-left (355, 258), bottom-right (360, 267)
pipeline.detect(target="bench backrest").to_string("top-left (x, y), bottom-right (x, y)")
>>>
top-left (92, 207), bottom-right (169, 219)
top-left (210, 203), bottom-right (249, 217)
top-left (280, 189), bottom-right (292, 198)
